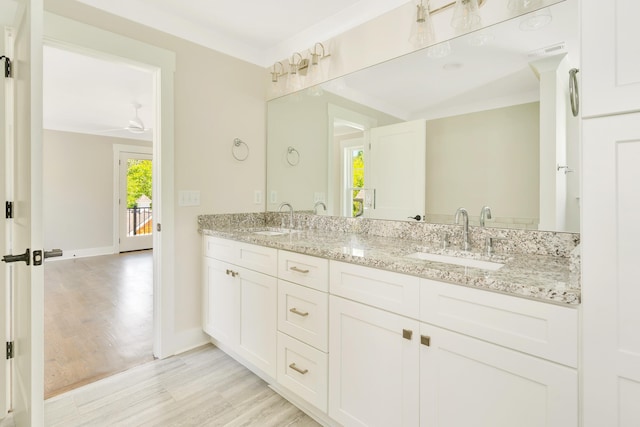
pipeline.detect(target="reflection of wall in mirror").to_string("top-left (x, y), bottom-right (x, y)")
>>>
top-left (425, 102), bottom-right (540, 229)
top-left (267, 91), bottom-right (400, 212)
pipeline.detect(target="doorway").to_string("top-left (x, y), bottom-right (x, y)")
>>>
top-left (118, 150), bottom-right (153, 253)
top-left (42, 44), bottom-right (157, 397)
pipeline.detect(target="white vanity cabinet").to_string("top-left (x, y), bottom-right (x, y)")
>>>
top-left (329, 261), bottom-right (421, 427)
top-left (328, 261), bottom-right (579, 427)
top-left (419, 324), bottom-right (578, 427)
top-left (202, 236), bottom-right (278, 378)
top-left (419, 279), bottom-right (578, 427)
top-left (276, 251), bottom-right (330, 412)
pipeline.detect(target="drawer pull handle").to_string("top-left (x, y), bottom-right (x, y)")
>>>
top-left (289, 363), bottom-right (308, 375)
top-left (290, 266), bottom-right (310, 274)
top-left (402, 329), bottom-right (413, 340)
top-left (421, 335), bottom-right (431, 347)
top-left (289, 308), bottom-right (309, 317)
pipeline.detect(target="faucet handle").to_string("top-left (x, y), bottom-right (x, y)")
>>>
top-left (440, 231), bottom-right (449, 249)
top-left (485, 236), bottom-right (506, 255)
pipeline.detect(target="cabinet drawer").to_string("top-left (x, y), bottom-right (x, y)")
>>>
top-left (420, 279), bottom-right (578, 367)
top-left (277, 332), bottom-right (328, 412)
top-left (330, 261), bottom-right (420, 318)
top-left (278, 251), bottom-right (328, 292)
top-left (204, 236), bottom-right (277, 276)
top-left (278, 280), bottom-right (328, 352)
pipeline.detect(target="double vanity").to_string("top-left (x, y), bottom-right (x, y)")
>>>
top-left (199, 212), bottom-right (580, 427)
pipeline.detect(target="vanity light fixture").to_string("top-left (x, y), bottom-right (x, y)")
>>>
top-left (310, 42), bottom-right (330, 66)
top-left (409, 0), bottom-right (435, 48)
top-left (409, 0), bottom-right (487, 49)
top-left (289, 52), bottom-right (307, 76)
top-left (451, 0), bottom-right (481, 32)
top-left (508, 0), bottom-right (552, 30)
top-left (271, 61), bottom-right (285, 83)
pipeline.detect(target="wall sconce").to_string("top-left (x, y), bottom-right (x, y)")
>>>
top-left (271, 61), bottom-right (285, 83)
top-left (409, 0), bottom-right (435, 48)
top-left (409, 0), bottom-right (487, 49)
top-left (289, 52), bottom-right (306, 75)
top-left (451, 0), bottom-right (481, 32)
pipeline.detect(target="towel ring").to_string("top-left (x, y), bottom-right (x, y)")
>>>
top-left (569, 68), bottom-right (579, 117)
top-left (286, 146), bottom-right (300, 166)
top-left (232, 138), bottom-right (249, 161)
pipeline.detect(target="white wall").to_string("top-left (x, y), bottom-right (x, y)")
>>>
top-left (45, 0), bottom-right (266, 352)
top-left (42, 130), bottom-right (150, 257)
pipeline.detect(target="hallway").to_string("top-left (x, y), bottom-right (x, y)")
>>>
top-left (44, 251), bottom-right (154, 398)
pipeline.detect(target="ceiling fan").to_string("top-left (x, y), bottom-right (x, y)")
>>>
top-left (97, 102), bottom-right (151, 135)
top-left (126, 103), bottom-right (148, 134)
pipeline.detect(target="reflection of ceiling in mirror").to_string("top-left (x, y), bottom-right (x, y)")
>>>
top-left (320, 0), bottom-right (578, 121)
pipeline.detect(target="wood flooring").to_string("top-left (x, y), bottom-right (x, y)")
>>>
top-left (44, 251), bottom-right (154, 399)
top-left (44, 344), bottom-right (320, 427)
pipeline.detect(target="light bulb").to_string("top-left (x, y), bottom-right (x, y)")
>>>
top-left (451, 0), bottom-right (481, 33)
top-left (409, 1), bottom-right (435, 48)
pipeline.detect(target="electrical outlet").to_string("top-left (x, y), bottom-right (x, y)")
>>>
top-left (270, 190), bottom-right (278, 204)
top-left (254, 190), bottom-right (263, 204)
top-left (314, 192), bottom-right (326, 203)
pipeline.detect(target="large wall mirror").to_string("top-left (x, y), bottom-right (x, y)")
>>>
top-left (267, 0), bottom-right (579, 232)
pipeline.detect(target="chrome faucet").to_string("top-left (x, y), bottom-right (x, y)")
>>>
top-left (313, 201), bottom-right (327, 215)
top-left (480, 206), bottom-right (492, 227)
top-left (455, 207), bottom-right (470, 251)
top-left (278, 202), bottom-right (294, 229)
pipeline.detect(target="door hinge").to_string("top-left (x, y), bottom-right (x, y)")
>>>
top-left (6, 341), bottom-right (13, 359)
top-left (5, 201), bottom-right (13, 219)
top-left (157, 223), bottom-right (161, 232)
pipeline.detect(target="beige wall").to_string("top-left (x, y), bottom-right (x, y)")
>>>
top-left (267, 90), bottom-right (400, 212)
top-left (44, 0), bottom-right (266, 349)
top-left (42, 130), bottom-right (150, 255)
top-left (425, 102), bottom-right (540, 227)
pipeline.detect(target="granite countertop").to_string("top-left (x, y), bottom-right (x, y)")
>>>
top-left (202, 226), bottom-right (580, 306)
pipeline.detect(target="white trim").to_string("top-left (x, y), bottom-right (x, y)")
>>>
top-left (44, 12), bottom-right (176, 359)
top-left (47, 246), bottom-right (116, 261)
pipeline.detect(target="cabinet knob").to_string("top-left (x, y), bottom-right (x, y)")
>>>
top-left (289, 363), bottom-right (309, 375)
top-left (402, 329), bottom-right (413, 340)
top-left (421, 335), bottom-right (431, 347)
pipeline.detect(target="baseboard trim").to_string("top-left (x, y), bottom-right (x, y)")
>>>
top-left (50, 246), bottom-right (115, 261)
top-left (171, 327), bottom-right (209, 357)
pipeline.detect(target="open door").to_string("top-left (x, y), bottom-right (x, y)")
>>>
top-left (367, 119), bottom-right (426, 220)
top-left (1, 0), bottom-right (44, 425)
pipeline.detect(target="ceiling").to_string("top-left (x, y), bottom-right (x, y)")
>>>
top-left (43, 0), bottom-right (577, 142)
top-left (44, 0), bottom-right (410, 141)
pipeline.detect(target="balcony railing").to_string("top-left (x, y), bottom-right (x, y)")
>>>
top-left (128, 207), bottom-right (153, 236)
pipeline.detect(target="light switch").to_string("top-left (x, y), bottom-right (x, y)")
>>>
top-left (270, 190), bottom-right (278, 204)
top-left (179, 190), bottom-right (201, 207)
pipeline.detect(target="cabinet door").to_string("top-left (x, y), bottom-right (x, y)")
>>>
top-left (203, 257), bottom-right (239, 344)
top-left (582, 0), bottom-right (640, 117)
top-left (420, 324), bottom-right (578, 427)
top-left (582, 114), bottom-right (640, 426)
top-left (329, 296), bottom-right (419, 427)
top-left (236, 266), bottom-right (278, 378)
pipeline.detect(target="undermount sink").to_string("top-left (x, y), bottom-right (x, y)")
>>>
top-left (405, 251), bottom-right (504, 271)
top-left (252, 228), bottom-right (300, 236)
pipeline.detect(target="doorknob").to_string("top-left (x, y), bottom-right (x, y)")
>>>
top-left (2, 249), bottom-right (30, 265)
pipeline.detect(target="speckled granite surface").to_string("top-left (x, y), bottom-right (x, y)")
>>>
top-left (198, 213), bottom-right (581, 306)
